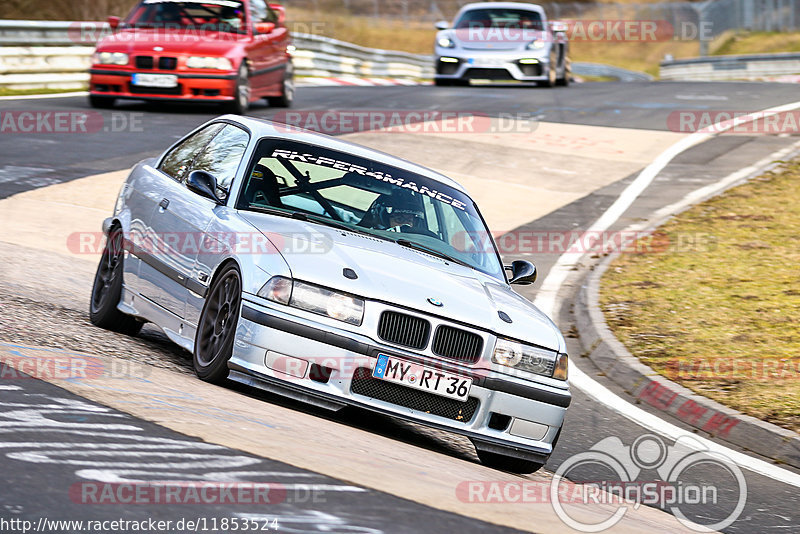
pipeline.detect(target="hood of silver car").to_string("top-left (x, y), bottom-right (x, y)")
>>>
top-left (241, 213), bottom-right (562, 351)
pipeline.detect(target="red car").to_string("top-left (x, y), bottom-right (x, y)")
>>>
top-left (89, 0), bottom-right (293, 113)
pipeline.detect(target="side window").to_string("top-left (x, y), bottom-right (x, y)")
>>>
top-left (159, 124), bottom-right (223, 182)
top-left (189, 124), bottom-right (250, 198)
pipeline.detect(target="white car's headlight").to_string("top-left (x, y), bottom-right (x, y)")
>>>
top-left (258, 276), bottom-right (364, 326)
top-left (94, 52), bottom-right (129, 65)
top-left (437, 36), bottom-right (455, 48)
top-left (186, 56), bottom-right (234, 70)
top-left (526, 40), bottom-right (545, 50)
top-left (492, 338), bottom-right (567, 380)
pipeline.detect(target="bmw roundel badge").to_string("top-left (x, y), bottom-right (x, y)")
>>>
top-left (427, 297), bottom-right (443, 307)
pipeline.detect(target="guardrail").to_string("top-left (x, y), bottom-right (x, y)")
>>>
top-left (0, 20), bottom-right (649, 90)
top-left (660, 53), bottom-right (800, 81)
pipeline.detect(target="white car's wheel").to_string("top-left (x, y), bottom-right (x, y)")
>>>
top-left (193, 263), bottom-right (242, 384)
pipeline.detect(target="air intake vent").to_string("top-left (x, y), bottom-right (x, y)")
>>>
top-left (351, 368), bottom-right (478, 422)
top-left (159, 57), bottom-right (177, 70)
top-left (432, 325), bottom-right (483, 363)
top-left (135, 56), bottom-right (154, 69)
top-left (377, 311), bottom-right (430, 350)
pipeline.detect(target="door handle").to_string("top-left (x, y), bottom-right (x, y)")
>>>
top-left (159, 198), bottom-right (170, 210)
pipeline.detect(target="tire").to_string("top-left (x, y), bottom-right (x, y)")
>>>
top-left (89, 95), bottom-right (115, 109)
top-left (539, 52), bottom-right (557, 88)
top-left (224, 63), bottom-right (250, 114)
top-left (267, 62), bottom-right (294, 108)
top-left (556, 55), bottom-right (571, 87)
top-left (434, 78), bottom-right (452, 86)
top-left (476, 449), bottom-right (545, 474)
top-left (193, 263), bottom-right (242, 384)
top-left (89, 227), bottom-right (143, 336)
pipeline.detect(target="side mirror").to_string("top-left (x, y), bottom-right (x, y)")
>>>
top-left (255, 21), bottom-right (276, 34)
top-left (507, 260), bottom-right (537, 285)
top-left (435, 20), bottom-right (449, 30)
top-left (186, 170), bottom-right (223, 203)
top-left (107, 16), bottom-right (121, 30)
top-left (550, 21), bottom-right (568, 33)
top-left (269, 4), bottom-right (286, 24)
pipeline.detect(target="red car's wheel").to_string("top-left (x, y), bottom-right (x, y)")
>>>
top-left (267, 61), bottom-right (294, 108)
top-left (225, 63), bottom-right (250, 114)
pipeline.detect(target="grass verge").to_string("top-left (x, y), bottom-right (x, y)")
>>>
top-left (600, 160), bottom-right (800, 433)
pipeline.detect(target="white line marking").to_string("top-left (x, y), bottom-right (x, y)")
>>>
top-left (0, 386), bottom-right (22, 390)
top-left (534, 100), bottom-right (800, 488)
top-left (0, 92), bottom-right (88, 101)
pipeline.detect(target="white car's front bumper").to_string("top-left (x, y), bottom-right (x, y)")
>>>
top-left (231, 296), bottom-right (571, 462)
top-left (434, 49), bottom-right (552, 82)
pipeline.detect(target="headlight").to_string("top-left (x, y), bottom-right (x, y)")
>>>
top-left (186, 56), bottom-right (234, 70)
top-left (526, 40), bottom-right (545, 50)
top-left (94, 52), bottom-right (129, 65)
top-left (258, 276), bottom-right (364, 326)
top-left (437, 36), bottom-right (455, 48)
top-left (492, 338), bottom-right (564, 379)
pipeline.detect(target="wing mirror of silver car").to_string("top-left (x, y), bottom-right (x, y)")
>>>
top-left (435, 20), bottom-right (449, 30)
top-left (186, 170), bottom-right (224, 204)
top-left (506, 260), bottom-right (537, 285)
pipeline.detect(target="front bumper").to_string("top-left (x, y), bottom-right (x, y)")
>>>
top-left (434, 50), bottom-right (551, 82)
top-left (232, 297), bottom-right (571, 461)
top-left (89, 68), bottom-right (237, 102)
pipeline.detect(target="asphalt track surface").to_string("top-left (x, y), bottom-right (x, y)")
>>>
top-left (2, 82), bottom-right (800, 533)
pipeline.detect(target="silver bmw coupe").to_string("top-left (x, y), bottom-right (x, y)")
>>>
top-left (90, 115), bottom-right (571, 472)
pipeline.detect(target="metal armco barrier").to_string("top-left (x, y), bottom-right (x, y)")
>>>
top-left (0, 20), bottom-right (649, 90)
top-left (660, 53), bottom-right (800, 81)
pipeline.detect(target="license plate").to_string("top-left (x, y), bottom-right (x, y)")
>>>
top-left (469, 57), bottom-right (506, 67)
top-left (372, 354), bottom-right (472, 402)
top-left (132, 73), bottom-right (178, 88)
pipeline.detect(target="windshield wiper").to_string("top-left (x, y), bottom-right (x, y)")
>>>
top-left (245, 206), bottom-right (376, 238)
top-left (395, 238), bottom-right (472, 269)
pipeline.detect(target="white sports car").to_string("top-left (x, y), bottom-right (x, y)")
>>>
top-left (90, 115), bottom-right (571, 473)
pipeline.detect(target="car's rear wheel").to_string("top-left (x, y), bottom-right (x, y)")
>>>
top-left (89, 95), bottom-right (116, 109)
top-left (89, 227), bottom-right (143, 335)
top-left (476, 450), bottom-right (545, 474)
top-left (225, 63), bottom-right (250, 114)
top-left (267, 62), bottom-right (294, 108)
top-left (434, 78), bottom-right (453, 86)
top-left (193, 263), bottom-right (242, 384)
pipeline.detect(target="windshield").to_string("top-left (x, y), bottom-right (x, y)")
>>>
top-left (237, 139), bottom-right (505, 280)
top-left (455, 8), bottom-right (543, 30)
top-left (125, 0), bottom-right (248, 34)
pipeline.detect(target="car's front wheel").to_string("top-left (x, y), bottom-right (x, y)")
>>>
top-left (89, 227), bottom-right (142, 335)
top-left (476, 449), bottom-right (545, 474)
top-left (225, 63), bottom-right (251, 114)
top-left (557, 55), bottom-right (571, 87)
top-left (267, 62), bottom-right (294, 108)
top-left (193, 263), bottom-right (242, 384)
top-left (539, 53), bottom-right (557, 88)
